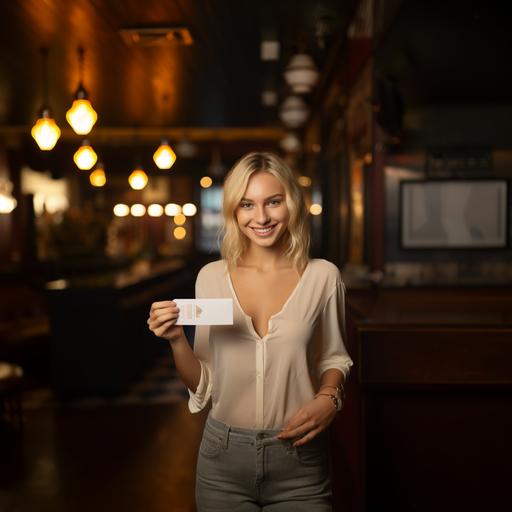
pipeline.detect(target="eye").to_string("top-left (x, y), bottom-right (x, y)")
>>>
top-left (268, 199), bottom-right (281, 206)
top-left (239, 202), bottom-right (253, 209)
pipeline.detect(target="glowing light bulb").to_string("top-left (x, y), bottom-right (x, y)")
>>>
top-left (131, 204), bottom-right (146, 217)
top-left (200, 176), bottom-right (213, 188)
top-left (174, 213), bottom-right (186, 225)
top-left (73, 141), bottom-right (97, 170)
top-left (89, 164), bottom-right (106, 187)
top-left (113, 204), bottom-right (130, 217)
top-left (309, 203), bottom-right (322, 215)
top-left (164, 203), bottom-right (181, 216)
top-left (66, 98), bottom-right (97, 135)
top-left (128, 168), bottom-right (148, 190)
top-left (173, 226), bottom-right (186, 239)
top-left (31, 109), bottom-right (61, 150)
top-left (182, 203), bottom-right (197, 216)
top-left (147, 204), bottom-right (164, 217)
top-left (153, 141), bottom-right (177, 170)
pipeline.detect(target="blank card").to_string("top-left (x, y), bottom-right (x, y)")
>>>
top-left (174, 299), bottom-right (233, 325)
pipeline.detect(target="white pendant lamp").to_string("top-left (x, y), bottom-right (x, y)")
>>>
top-left (284, 53), bottom-right (319, 94)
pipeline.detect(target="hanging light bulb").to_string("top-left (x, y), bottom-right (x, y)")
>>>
top-left (66, 47), bottom-right (98, 135)
top-left (31, 48), bottom-right (61, 150)
top-left (153, 139), bottom-right (177, 170)
top-left (73, 140), bottom-right (97, 170)
top-left (89, 163), bottom-right (106, 187)
top-left (129, 167), bottom-right (148, 190)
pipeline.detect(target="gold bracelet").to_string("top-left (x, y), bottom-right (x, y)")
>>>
top-left (314, 392), bottom-right (339, 411)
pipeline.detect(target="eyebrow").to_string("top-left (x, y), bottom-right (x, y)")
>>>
top-left (240, 193), bottom-right (284, 202)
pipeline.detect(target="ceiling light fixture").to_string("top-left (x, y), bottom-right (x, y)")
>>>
top-left (66, 47), bottom-right (98, 135)
top-left (153, 139), bottom-right (177, 169)
top-left (279, 95), bottom-right (309, 128)
top-left (89, 163), bottom-right (106, 187)
top-left (284, 53), bottom-right (319, 94)
top-left (31, 48), bottom-right (61, 151)
top-left (73, 140), bottom-right (98, 170)
top-left (128, 167), bottom-right (148, 190)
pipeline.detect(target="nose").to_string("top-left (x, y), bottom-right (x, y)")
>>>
top-left (254, 205), bottom-right (270, 225)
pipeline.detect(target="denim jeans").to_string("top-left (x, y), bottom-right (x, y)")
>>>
top-left (195, 414), bottom-right (332, 511)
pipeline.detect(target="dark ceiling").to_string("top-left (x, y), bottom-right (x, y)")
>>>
top-left (0, 0), bottom-right (352, 129)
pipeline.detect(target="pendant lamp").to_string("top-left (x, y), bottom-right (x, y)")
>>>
top-left (128, 167), bottom-right (148, 190)
top-left (283, 53), bottom-right (319, 94)
top-left (74, 140), bottom-right (98, 170)
top-left (153, 139), bottom-right (176, 169)
top-left (89, 163), bottom-right (106, 187)
top-left (31, 48), bottom-right (61, 150)
top-left (66, 47), bottom-right (98, 135)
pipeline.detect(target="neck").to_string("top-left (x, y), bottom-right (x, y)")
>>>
top-left (241, 240), bottom-right (291, 271)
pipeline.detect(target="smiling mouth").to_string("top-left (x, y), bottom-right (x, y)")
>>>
top-left (250, 224), bottom-right (277, 236)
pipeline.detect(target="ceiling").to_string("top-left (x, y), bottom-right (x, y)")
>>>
top-left (0, 0), bottom-right (353, 129)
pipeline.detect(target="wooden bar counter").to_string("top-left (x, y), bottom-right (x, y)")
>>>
top-left (336, 286), bottom-right (512, 512)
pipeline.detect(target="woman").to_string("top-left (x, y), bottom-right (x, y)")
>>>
top-left (148, 152), bottom-right (353, 511)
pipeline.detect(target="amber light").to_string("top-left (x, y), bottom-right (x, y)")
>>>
top-left (173, 226), bottom-right (186, 239)
top-left (89, 165), bottom-right (106, 187)
top-left (31, 109), bottom-right (61, 150)
top-left (74, 140), bottom-right (97, 170)
top-left (200, 176), bottom-right (213, 188)
top-left (128, 168), bottom-right (148, 190)
top-left (153, 140), bottom-right (177, 170)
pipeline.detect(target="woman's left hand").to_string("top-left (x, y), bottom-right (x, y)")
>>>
top-left (277, 395), bottom-right (337, 447)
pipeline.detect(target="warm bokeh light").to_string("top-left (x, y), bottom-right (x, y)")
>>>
top-left (153, 142), bottom-right (177, 170)
top-left (174, 213), bottom-right (186, 225)
top-left (309, 203), bottom-right (323, 215)
top-left (128, 168), bottom-right (148, 190)
top-left (73, 142), bottom-right (97, 170)
top-left (131, 203), bottom-right (146, 217)
top-left (147, 204), bottom-right (164, 217)
top-left (113, 203), bottom-right (130, 217)
top-left (165, 203), bottom-right (181, 216)
top-left (182, 203), bottom-right (197, 216)
top-left (297, 176), bottom-right (311, 187)
top-left (200, 176), bottom-right (213, 188)
top-left (66, 98), bottom-right (98, 135)
top-left (89, 165), bottom-right (106, 187)
top-left (31, 110), bottom-right (61, 150)
top-left (173, 226), bottom-right (186, 239)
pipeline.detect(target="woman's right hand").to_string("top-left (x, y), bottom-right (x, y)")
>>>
top-left (147, 300), bottom-right (185, 343)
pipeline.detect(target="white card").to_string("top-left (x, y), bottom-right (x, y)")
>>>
top-left (174, 299), bottom-right (233, 325)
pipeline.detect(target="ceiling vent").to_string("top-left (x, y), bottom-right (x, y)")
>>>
top-left (120, 26), bottom-right (193, 47)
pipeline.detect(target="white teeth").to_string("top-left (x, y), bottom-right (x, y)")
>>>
top-left (253, 225), bottom-right (274, 234)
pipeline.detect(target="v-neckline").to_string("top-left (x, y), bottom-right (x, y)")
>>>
top-left (226, 260), bottom-right (311, 340)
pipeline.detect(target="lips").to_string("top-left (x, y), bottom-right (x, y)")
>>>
top-left (250, 224), bottom-right (277, 236)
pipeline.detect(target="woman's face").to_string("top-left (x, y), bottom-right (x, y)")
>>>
top-left (235, 171), bottom-right (290, 248)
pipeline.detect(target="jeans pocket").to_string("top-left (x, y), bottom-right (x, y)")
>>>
top-left (199, 431), bottom-right (223, 459)
top-left (295, 440), bottom-right (328, 467)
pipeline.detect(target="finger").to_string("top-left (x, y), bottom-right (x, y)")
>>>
top-left (154, 319), bottom-right (176, 337)
top-left (153, 311), bottom-right (179, 324)
top-left (149, 307), bottom-right (179, 321)
top-left (150, 301), bottom-right (178, 314)
top-left (292, 428), bottom-right (321, 447)
top-left (278, 420), bottom-right (315, 440)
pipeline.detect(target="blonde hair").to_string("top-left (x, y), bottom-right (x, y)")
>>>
top-left (219, 151), bottom-right (310, 273)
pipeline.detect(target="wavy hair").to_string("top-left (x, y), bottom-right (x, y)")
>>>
top-left (219, 152), bottom-right (310, 273)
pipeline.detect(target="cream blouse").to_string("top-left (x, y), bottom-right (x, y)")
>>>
top-left (187, 258), bottom-right (353, 429)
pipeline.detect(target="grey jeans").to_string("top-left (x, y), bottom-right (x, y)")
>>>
top-left (195, 414), bottom-right (332, 511)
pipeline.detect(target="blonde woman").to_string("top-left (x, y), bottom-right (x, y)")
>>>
top-left (148, 152), bottom-right (353, 511)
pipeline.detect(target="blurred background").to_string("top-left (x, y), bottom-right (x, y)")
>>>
top-left (1, 1), bottom-right (511, 511)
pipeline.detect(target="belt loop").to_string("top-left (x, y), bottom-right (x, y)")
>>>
top-left (223, 425), bottom-right (230, 449)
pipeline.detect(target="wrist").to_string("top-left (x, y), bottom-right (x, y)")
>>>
top-left (314, 392), bottom-right (342, 412)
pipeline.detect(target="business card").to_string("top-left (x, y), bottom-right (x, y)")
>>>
top-left (174, 298), bottom-right (233, 325)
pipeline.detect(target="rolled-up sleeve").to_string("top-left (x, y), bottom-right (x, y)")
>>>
top-left (317, 281), bottom-right (353, 380)
top-left (187, 275), bottom-right (213, 413)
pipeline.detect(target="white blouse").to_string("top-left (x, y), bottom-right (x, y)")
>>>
top-left (188, 258), bottom-right (353, 429)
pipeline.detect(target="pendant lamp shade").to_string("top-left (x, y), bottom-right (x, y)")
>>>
top-left (31, 108), bottom-right (61, 150)
top-left (129, 168), bottom-right (148, 190)
top-left (279, 95), bottom-right (309, 128)
top-left (284, 53), bottom-right (319, 94)
top-left (74, 140), bottom-right (97, 170)
top-left (153, 140), bottom-right (176, 169)
top-left (67, 47), bottom-right (97, 135)
top-left (90, 163), bottom-right (106, 187)
top-left (31, 48), bottom-right (61, 150)
top-left (66, 88), bottom-right (98, 135)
